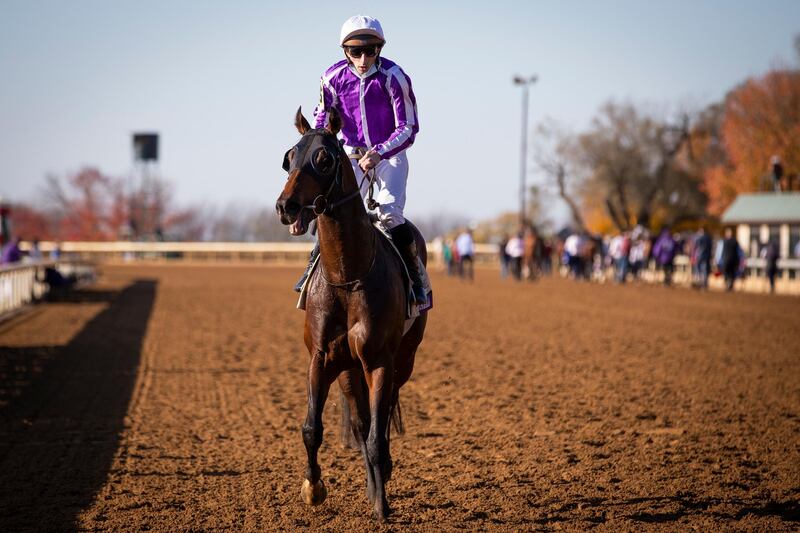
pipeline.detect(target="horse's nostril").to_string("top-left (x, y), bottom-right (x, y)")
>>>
top-left (276, 201), bottom-right (287, 218)
top-left (284, 199), bottom-right (301, 216)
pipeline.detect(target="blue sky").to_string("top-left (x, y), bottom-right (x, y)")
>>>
top-left (1, 0), bottom-right (798, 224)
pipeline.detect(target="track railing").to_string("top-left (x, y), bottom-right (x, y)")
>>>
top-left (19, 241), bottom-right (499, 264)
top-left (635, 255), bottom-right (800, 295)
top-left (0, 260), bottom-right (96, 318)
top-left (14, 241), bottom-right (799, 295)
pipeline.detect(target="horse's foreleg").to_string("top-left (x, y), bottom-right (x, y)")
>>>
top-left (300, 350), bottom-right (336, 506)
top-left (364, 364), bottom-right (393, 521)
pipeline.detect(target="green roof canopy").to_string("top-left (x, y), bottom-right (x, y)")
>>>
top-left (721, 193), bottom-right (800, 224)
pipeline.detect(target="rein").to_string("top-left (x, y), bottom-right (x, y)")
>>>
top-left (292, 138), bottom-right (380, 289)
top-left (349, 152), bottom-right (380, 211)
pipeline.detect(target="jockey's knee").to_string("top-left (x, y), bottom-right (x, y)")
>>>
top-left (379, 209), bottom-right (404, 230)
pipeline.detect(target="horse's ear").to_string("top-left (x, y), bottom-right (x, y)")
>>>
top-left (326, 107), bottom-right (342, 135)
top-left (295, 106), bottom-right (311, 134)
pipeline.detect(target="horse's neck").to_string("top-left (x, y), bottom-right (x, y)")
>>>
top-left (316, 160), bottom-right (375, 285)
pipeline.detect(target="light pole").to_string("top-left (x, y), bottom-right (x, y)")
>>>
top-left (513, 74), bottom-right (538, 227)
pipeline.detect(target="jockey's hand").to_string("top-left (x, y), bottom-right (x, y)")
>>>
top-left (359, 150), bottom-right (381, 172)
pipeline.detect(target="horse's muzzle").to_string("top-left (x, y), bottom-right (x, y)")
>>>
top-left (276, 197), bottom-right (301, 225)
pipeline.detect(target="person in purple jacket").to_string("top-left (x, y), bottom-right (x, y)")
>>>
top-left (652, 226), bottom-right (678, 286)
top-left (294, 14), bottom-right (426, 304)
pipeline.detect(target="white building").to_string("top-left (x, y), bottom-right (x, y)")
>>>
top-left (721, 193), bottom-right (800, 258)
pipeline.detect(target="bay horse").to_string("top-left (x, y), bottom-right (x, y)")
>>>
top-left (275, 107), bottom-right (427, 521)
top-left (522, 223), bottom-right (544, 281)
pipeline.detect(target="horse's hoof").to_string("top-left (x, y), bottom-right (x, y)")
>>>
top-left (300, 478), bottom-right (327, 506)
top-left (373, 500), bottom-right (392, 523)
top-left (374, 502), bottom-right (392, 522)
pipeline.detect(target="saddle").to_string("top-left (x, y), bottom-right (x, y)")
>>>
top-left (297, 223), bottom-right (433, 332)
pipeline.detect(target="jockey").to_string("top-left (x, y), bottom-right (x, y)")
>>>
top-left (294, 14), bottom-right (426, 305)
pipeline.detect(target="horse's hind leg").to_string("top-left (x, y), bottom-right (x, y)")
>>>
top-left (300, 349), bottom-right (338, 506)
top-left (338, 387), bottom-right (359, 451)
top-left (338, 370), bottom-right (376, 503)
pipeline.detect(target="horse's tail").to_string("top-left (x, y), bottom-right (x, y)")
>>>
top-left (389, 392), bottom-right (405, 436)
top-left (339, 388), bottom-right (359, 450)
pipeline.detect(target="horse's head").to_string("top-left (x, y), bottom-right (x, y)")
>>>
top-left (276, 107), bottom-right (344, 236)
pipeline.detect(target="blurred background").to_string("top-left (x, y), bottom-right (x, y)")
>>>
top-left (0, 0), bottom-right (798, 247)
top-left (2, 5), bottom-right (800, 528)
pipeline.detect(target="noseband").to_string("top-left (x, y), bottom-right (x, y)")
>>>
top-left (283, 130), bottom-right (362, 216)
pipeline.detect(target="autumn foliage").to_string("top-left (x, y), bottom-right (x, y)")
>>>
top-left (703, 68), bottom-right (800, 215)
top-left (8, 167), bottom-right (205, 242)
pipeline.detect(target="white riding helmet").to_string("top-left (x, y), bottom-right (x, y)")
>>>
top-left (339, 15), bottom-right (385, 46)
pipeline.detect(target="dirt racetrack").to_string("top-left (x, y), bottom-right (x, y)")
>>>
top-left (0, 264), bottom-right (798, 531)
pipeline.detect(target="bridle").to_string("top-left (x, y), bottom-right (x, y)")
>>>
top-left (282, 129), bottom-right (382, 289)
top-left (283, 129), bottom-right (362, 217)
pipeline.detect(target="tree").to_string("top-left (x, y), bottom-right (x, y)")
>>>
top-left (6, 204), bottom-right (52, 241)
top-left (702, 68), bottom-right (800, 215)
top-left (43, 168), bottom-right (119, 240)
top-left (536, 103), bottom-right (707, 233)
top-left (534, 120), bottom-right (587, 232)
top-left (794, 33), bottom-right (800, 63)
top-left (39, 167), bottom-right (209, 241)
top-left (576, 102), bottom-right (705, 231)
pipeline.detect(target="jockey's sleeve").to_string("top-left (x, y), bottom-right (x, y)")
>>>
top-left (313, 77), bottom-right (336, 129)
top-left (373, 67), bottom-right (419, 159)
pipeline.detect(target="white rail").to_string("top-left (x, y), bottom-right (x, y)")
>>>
top-left (19, 241), bottom-right (499, 264)
top-left (0, 260), bottom-right (96, 318)
top-left (15, 241), bottom-right (798, 295)
top-left (634, 255), bottom-right (800, 295)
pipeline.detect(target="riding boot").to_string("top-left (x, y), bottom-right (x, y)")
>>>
top-left (389, 224), bottom-right (428, 305)
top-left (294, 242), bottom-right (319, 292)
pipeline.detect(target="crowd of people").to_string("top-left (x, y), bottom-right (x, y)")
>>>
top-left (433, 222), bottom-right (794, 295)
top-left (498, 224), bottom-right (554, 281)
top-left (1, 237), bottom-right (60, 265)
top-left (437, 228), bottom-right (475, 281)
top-left (557, 225), bottom-right (789, 293)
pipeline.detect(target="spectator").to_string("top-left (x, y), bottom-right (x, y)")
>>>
top-left (505, 233), bottom-right (524, 281)
top-left (563, 232), bottom-right (584, 279)
top-left (28, 238), bottom-right (43, 261)
top-left (628, 227), bottom-right (649, 280)
top-left (652, 227), bottom-right (678, 286)
top-left (762, 239), bottom-right (780, 293)
top-left (50, 241), bottom-right (62, 260)
top-left (442, 240), bottom-right (455, 276)
top-left (693, 226), bottom-right (713, 290)
top-left (609, 232), bottom-right (631, 283)
top-left (1, 237), bottom-right (22, 264)
top-left (541, 238), bottom-right (553, 275)
top-left (455, 229), bottom-right (474, 281)
top-left (716, 227), bottom-right (742, 292)
top-left (498, 234), bottom-right (510, 279)
top-left (581, 232), bottom-right (599, 280)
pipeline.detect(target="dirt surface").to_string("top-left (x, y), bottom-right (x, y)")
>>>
top-left (1, 264), bottom-right (798, 531)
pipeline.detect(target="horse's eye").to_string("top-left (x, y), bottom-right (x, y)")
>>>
top-left (314, 149), bottom-right (333, 174)
top-left (282, 148), bottom-right (295, 172)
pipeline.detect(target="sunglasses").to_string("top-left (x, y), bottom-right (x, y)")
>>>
top-left (344, 44), bottom-right (381, 58)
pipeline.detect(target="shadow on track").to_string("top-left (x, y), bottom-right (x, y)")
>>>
top-left (529, 494), bottom-right (800, 527)
top-left (0, 280), bottom-right (157, 531)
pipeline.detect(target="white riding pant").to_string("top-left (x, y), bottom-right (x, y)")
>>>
top-left (345, 146), bottom-right (408, 230)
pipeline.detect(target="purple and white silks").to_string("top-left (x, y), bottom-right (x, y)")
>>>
top-left (313, 57), bottom-right (418, 160)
